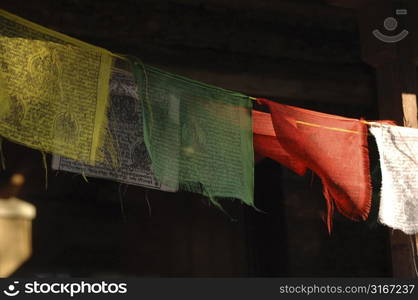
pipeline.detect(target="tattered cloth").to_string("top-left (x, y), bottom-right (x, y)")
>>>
top-left (369, 124), bottom-right (418, 234)
top-left (258, 98), bottom-right (372, 232)
top-left (131, 59), bottom-right (254, 207)
top-left (0, 9), bottom-right (113, 165)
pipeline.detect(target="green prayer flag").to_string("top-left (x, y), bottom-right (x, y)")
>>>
top-left (131, 59), bottom-right (254, 207)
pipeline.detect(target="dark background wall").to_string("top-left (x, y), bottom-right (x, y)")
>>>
top-left (1, 0), bottom-right (391, 277)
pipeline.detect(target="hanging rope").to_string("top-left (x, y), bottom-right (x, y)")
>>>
top-left (0, 137), bottom-right (5, 171)
top-left (41, 151), bottom-right (48, 190)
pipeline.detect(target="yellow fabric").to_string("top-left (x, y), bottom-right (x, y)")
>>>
top-left (0, 9), bottom-right (114, 165)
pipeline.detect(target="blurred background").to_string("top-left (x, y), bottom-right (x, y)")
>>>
top-left (0, 0), bottom-right (393, 277)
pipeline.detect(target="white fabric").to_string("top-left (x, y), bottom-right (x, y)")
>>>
top-left (369, 124), bottom-right (418, 234)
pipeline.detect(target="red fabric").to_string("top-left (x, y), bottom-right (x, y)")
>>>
top-left (253, 110), bottom-right (307, 175)
top-left (257, 99), bottom-right (372, 232)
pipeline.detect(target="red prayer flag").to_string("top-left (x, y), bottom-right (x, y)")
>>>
top-left (257, 99), bottom-right (372, 232)
top-left (253, 110), bottom-right (307, 175)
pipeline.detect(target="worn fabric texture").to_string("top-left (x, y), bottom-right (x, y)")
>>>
top-left (369, 124), bottom-right (418, 234)
top-left (0, 9), bottom-right (113, 165)
top-left (51, 66), bottom-right (175, 191)
top-left (258, 98), bottom-right (372, 232)
top-left (252, 110), bottom-right (307, 175)
top-left (131, 58), bottom-right (254, 206)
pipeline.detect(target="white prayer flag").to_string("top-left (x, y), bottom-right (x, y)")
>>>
top-left (370, 124), bottom-right (418, 234)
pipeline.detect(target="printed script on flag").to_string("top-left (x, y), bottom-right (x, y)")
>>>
top-left (0, 9), bottom-right (113, 165)
top-left (132, 61), bottom-right (254, 206)
top-left (52, 68), bottom-right (175, 192)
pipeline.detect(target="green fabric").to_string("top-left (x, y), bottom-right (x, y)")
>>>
top-left (131, 58), bottom-right (254, 206)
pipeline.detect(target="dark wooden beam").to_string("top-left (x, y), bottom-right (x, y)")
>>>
top-left (329, 0), bottom-right (418, 278)
top-left (325, 0), bottom-right (377, 9)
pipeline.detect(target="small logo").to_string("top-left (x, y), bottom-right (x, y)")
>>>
top-left (3, 281), bottom-right (20, 297)
top-left (373, 9), bottom-right (409, 43)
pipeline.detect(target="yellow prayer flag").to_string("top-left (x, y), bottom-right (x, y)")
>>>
top-left (0, 9), bottom-right (114, 165)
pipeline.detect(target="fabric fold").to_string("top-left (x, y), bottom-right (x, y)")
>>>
top-left (252, 110), bottom-right (307, 175)
top-left (258, 98), bottom-right (372, 231)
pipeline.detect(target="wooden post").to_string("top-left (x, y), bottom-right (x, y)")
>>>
top-left (327, 0), bottom-right (418, 277)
